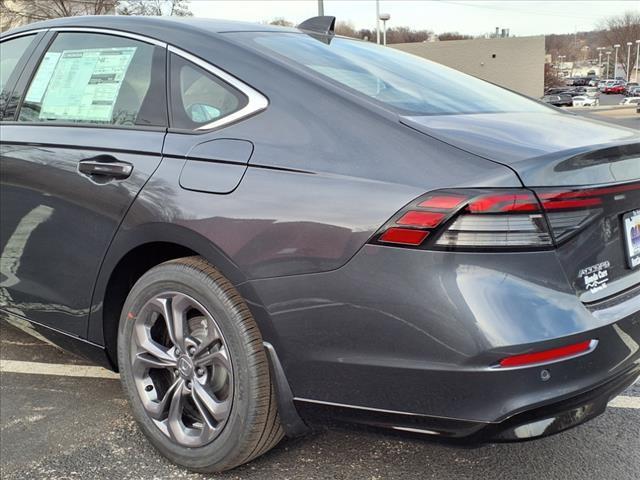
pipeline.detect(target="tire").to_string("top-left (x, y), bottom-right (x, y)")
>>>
top-left (117, 256), bottom-right (283, 472)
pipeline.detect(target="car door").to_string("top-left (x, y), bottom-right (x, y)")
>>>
top-left (0, 29), bottom-right (168, 337)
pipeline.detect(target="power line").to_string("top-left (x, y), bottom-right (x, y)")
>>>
top-left (436, 1), bottom-right (606, 22)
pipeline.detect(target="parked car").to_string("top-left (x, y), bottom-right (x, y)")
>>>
top-left (620, 97), bottom-right (640, 106)
top-left (544, 87), bottom-right (571, 95)
top-left (599, 80), bottom-right (623, 92)
top-left (2, 15), bottom-right (640, 473)
top-left (628, 86), bottom-right (640, 97)
top-left (625, 83), bottom-right (639, 95)
top-left (584, 86), bottom-right (600, 98)
top-left (604, 84), bottom-right (626, 94)
top-left (541, 94), bottom-right (574, 106)
top-left (572, 96), bottom-right (599, 107)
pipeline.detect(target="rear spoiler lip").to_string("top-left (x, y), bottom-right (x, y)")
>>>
top-left (509, 140), bottom-right (640, 188)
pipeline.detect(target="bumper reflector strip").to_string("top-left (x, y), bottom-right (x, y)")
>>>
top-left (498, 340), bottom-right (595, 368)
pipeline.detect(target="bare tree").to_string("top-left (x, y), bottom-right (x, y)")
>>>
top-left (438, 32), bottom-right (473, 41)
top-left (268, 17), bottom-right (293, 27)
top-left (598, 11), bottom-right (640, 76)
top-left (1, 0), bottom-right (116, 30)
top-left (117, 0), bottom-right (192, 16)
top-left (335, 21), bottom-right (357, 38)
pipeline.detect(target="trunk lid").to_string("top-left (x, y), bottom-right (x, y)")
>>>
top-left (402, 111), bottom-right (640, 302)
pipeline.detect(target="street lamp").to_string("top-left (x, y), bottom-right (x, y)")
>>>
top-left (379, 13), bottom-right (390, 45)
top-left (627, 42), bottom-right (633, 82)
top-left (558, 55), bottom-right (566, 77)
top-left (636, 40), bottom-right (640, 83)
top-left (605, 51), bottom-right (612, 79)
top-left (597, 46), bottom-right (605, 74)
top-left (376, 0), bottom-right (380, 44)
top-left (613, 44), bottom-right (620, 79)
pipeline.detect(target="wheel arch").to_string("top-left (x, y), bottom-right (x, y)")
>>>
top-left (88, 223), bottom-right (276, 370)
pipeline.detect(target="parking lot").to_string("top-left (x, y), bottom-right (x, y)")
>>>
top-left (1, 322), bottom-right (639, 480)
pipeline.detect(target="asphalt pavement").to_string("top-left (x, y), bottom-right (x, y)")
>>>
top-left (1, 322), bottom-right (639, 480)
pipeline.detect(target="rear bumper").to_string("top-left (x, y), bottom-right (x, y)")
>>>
top-left (294, 362), bottom-right (639, 441)
top-left (249, 245), bottom-right (640, 432)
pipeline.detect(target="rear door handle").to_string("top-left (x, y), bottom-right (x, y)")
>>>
top-left (78, 156), bottom-right (133, 179)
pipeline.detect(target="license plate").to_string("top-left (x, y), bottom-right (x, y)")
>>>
top-left (623, 209), bottom-right (640, 269)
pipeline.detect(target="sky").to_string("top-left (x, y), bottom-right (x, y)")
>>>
top-left (189, 0), bottom-right (639, 37)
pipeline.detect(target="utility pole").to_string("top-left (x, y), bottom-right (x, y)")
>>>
top-left (627, 42), bottom-right (633, 82)
top-left (636, 40), bottom-right (640, 83)
top-left (376, 0), bottom-right (381, 44)
top-left (317, 0), bottom-right (324, 16)
top-left (597, 47), bottom-right (604, 74)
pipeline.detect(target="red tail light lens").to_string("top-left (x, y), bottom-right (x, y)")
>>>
top-left (397, 211), bottom-right (445, 228)
top-left (371, 182), bottom-right (639, 251)
top-left (379, 228), bottom-right (429, 246)
top-left (497, 340), bottom-right (596, 368)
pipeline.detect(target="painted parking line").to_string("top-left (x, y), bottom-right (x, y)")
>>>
top-left (0, 359), bottom-right (638, 408)
top-left (607, 395), bottom-right (640, 409)
top-left (0, 359), bottom-right (119, 380)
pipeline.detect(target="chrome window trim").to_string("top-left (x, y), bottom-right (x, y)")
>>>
top-left (50, 27), bottom-right (167, 47)
top-left (0, 29), bottom-right (48, 42)
top-left (2, 27), bottom-right (267, 131)
top-left (168, 45), bottom-right (269, 131)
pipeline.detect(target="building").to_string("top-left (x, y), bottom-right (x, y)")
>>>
top-left (391, 35), bottom-right (545, 98)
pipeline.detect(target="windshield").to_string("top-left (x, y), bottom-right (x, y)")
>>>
top-left (231, 32), bottom-right (550, 116)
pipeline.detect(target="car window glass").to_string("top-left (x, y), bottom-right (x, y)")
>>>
top-left (0, 35), bottom-right (35, 105)
top-left (170, 53), bottom-right (247, 129)
top-left (19, 32), bottom-right (166, 126)
top-left (241, 32), bottom-right (551, 116)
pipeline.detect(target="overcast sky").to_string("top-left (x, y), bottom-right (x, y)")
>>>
top-left (189, 0), bottom-right (639, 36)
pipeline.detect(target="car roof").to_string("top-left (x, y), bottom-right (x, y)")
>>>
top-left (0, 14), bottom-right (300, 38)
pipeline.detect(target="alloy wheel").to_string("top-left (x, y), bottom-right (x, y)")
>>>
top-left (130, 292), bottom-right (233, 447)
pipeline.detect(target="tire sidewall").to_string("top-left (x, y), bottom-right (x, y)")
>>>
top-left (117, 262), bottom-right (262, 470)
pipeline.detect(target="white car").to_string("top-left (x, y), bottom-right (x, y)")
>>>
top-left (619, 97), bottom-right (640, 106)
top-left (572, 96), bottom-right (599, 107)
top-left (584, 87), bottom-right (600, 98)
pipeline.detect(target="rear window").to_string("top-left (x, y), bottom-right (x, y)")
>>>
top-left (234, 32), bottom-right (549, 116)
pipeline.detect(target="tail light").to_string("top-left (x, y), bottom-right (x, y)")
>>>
top-left (370, 183), bottom-right (639, 251)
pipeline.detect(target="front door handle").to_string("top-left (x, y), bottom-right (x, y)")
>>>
top-left (78, 156), bottom-right (133, 179)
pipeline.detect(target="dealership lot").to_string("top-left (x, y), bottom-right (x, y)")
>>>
top-left (1, 323), bottom-right (638, 480)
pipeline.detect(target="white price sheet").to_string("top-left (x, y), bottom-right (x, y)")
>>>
top-left (32, 47), bottom-right (136, 122)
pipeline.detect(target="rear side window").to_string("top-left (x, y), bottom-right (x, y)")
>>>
top-left (169, 53), bottom-right (247, 130)
top-left (19, 32), bottom-right (167, 127)
top-left (0, 35), bottom-right (36, 112)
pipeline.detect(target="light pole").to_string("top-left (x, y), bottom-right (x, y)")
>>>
top-left (558, 55), bottom-right (566, 78)
top-left (597, 46), bottom-right (605, 75)
top-left (627, 42), bottom-right (633, 82)
top-left (376, 0), bottom-right (380, 44)
top-left (605, 51), bottom-right (611, 79)
top-left (636, 40), bottom-right (640, 82)
top-left (317, 0), bottom-right (324, 16)
top-left (379, 13), bottom-right (390, 45)
top-left (613, 44), bottom-right (620, 79)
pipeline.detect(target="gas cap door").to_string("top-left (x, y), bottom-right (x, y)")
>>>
top-left (179, 138), bottom-right (254, 194)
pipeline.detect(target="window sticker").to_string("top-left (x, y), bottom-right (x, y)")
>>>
top-left (37, 47), bottom-right (136, 123)
top-left (25, 52), bottom-right (61, 103)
